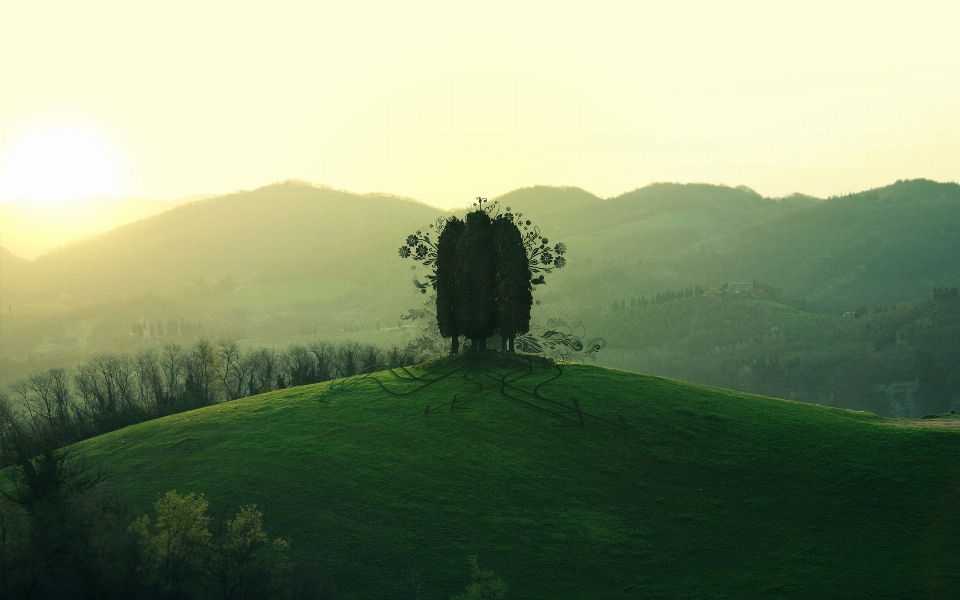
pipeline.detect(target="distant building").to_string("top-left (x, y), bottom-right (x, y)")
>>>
top-left (726, 282), bottom-right (750, 294)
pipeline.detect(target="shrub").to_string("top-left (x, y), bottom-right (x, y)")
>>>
top-left (451, 555), bottom-right (507, 600)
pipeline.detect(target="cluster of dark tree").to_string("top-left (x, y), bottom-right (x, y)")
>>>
top-left (0, 338), bottom-right (426, 469)
top-left (0, 439), bottom-right (300, 599)
top-left (400, 199), bottom-right (565, 354)
top-left (611, 284), bottom-right (708, 313)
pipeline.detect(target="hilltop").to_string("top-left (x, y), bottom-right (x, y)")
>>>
top-left (74, 359), bottom-right (960, 599)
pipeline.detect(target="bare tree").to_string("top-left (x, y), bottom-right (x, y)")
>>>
top-left (246, 348), bottom-right (277, 397)
top-left (161, 343), bottom-right (187, 408)
top-left (217, 340), bottom-right (249, 401)
top-left (336, 341), bottom-right (360, 378)
top-left (135, 349), bottom-right (166, 411)
top-left (10, 369), bottom-right (77, 446)
top-left (185, 339), bottom-right (219, 407)
top-left (309, 341), bottom-right (335, 382)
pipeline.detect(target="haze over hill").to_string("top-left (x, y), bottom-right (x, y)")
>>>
top-left (2, 178), bottom-right (959, 416)
top-left (0, 193), bottom-right (213, 259)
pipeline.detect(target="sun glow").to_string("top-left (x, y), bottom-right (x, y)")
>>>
top-left (1, 127), bottom-right (122, 204)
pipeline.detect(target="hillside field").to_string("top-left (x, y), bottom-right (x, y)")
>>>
top-left (74, 357), bottom-right (960, 599)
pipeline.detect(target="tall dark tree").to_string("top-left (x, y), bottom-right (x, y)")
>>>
top-left (399, 198), bottom-right (567, 356)
top-left (492, 217), bottom-right (532, 351)
top-left (456, 210), bottom-right (498, 352)
top-left (435, 217), bottom-right (465, 354)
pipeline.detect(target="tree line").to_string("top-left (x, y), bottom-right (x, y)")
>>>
top-left (0, 338), bottom-right (427, 469)
top-left (611, 284), bottom-right (708, 313)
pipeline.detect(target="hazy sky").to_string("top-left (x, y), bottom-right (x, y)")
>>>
top-left (1, 1), bottom-right (959, 209)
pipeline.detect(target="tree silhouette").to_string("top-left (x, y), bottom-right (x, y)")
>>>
top-left (435, 217), bottom-right (464, 354)
top-left (457, 209), bottom-right (498, 352)
top-left (399, 198), bottom-right (566, 355)
top-left (492, 216), bottom-right (532, 351)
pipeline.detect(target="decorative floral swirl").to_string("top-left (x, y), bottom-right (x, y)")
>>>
top-left (399, 199), bottom-right (566, 294)
top-left (514, 318), bottom-right (605, 361)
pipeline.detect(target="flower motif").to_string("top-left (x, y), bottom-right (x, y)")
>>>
top-left (398, 246), bottom-right (411, 258)
top-left (554, 242), bottom-right (566, 255)
top-left (554, 255), bottom-right (566, 268)
top-left (415, 244), bottom-right (428, 259)
top-left (406, 235), bottom-right (418, 247)
top-left (541, 251), bottom-right (553, 265)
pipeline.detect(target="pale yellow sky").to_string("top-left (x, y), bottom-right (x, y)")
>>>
top-left (1, 1), bottom-right (959, 210)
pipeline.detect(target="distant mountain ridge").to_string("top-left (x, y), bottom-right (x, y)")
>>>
top-left (2, 182), bottom-right (445, 302)
top-left (3, 179), bottom-right (959, 312)
top-left (0, 193), bottom-right (210, 259)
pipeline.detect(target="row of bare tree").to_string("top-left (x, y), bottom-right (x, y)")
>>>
top-left (0, 338), bottom-right (425, 467)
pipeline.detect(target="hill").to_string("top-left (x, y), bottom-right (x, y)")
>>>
top-left (0, 195), bottom-right (183, 259)
top-left (705, 178), bottom-right (960, 312)
top-left (4, 179), bottom-right (960, 417)
top-left (74, 359), bottom-right (960, 599)
top-left (548, 179), bottom-right (960, 315)
top-left (594, 287), bottom-right (960, 417)
top-left (3, 182), bottom-right (444, 303)
top-left (0, 247), bottom-right (28, 297)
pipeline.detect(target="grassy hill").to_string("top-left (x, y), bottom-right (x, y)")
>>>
top-left (3, 182), bottom-right (444, 304)
top-left (75, 357), bottom-right (960, 599)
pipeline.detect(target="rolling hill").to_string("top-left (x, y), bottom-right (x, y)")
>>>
top-left (73, 358), bottom-right (960, 599)
top-left (1, 183), bottom-right (445, 304)
top-left (0, 194), bottom-right (192, 260)
top-left (3, 178), bottom-right (960, 417)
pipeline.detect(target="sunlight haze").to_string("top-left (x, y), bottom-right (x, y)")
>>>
top-left (1, 1), bottom-right (958, 212)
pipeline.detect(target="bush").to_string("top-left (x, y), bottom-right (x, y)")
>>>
top-left (131, 491), bottom-right (288, 599)
top-left (451, 555), bottom-right (507, 600)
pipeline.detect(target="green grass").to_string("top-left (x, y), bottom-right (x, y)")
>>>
top-left (75, 356), bottom-right (960, 599)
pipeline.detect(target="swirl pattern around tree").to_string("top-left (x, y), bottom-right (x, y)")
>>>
top-left (398, 197), bottom-right (601, 359)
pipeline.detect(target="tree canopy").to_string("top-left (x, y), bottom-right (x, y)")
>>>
top-left (399, 198), bottom-right (566, 354)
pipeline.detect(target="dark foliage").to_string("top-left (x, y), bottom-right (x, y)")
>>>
top-left (436, 217), bottom-right (465, 354)
top-left (399, 199), bottom-right (566, 356)
top-left (456, 210), bottom-right (498, 351)
top-left (491, 217), bottom-right (532, 351)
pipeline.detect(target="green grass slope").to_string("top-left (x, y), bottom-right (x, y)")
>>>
top-left (76, 357), bottom-right (960, 599)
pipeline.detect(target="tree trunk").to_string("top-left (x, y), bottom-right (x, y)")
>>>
top-left (451, 335), bottom-right (460, 355)
top-left (500, 335), bottom-right (508, 351)
top-left (508, 336), bottom-right (516, 352)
